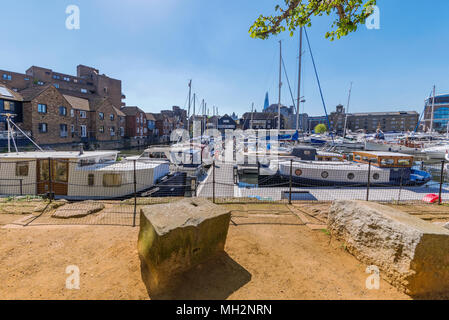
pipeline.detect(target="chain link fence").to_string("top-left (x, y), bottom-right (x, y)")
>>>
top-left (0, 157), bottom-right (447, 227)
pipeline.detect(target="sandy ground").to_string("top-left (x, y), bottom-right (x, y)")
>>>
top-left (0, 202), bottom-right (413, 300)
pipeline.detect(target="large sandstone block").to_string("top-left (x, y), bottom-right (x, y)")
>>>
top-left (328, 200), bottom-right (449, 297)
top-left (138, 198), bottom-right (231, 297)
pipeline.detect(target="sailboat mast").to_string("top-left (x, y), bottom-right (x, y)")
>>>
top-left (296, 27), bottom-right (303, 132)
top-left (278, 40), bottom-right (282, 132)
top-left (430, 85), bottom-right (435, 133)
top-left (343, 82), bottom-right (353, 139)
top-left (187, 80), bottom-right (192, 134)
top-left (250, 102), bottom-right (254, 129)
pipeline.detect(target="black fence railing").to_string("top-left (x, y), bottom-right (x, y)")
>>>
top-left (0, 157), bottom-right (447, 227)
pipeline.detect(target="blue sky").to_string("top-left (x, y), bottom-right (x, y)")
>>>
top-left (1, 0), bottom-right (449, 116)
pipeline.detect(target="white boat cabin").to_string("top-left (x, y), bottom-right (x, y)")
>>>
top-left (0, 150), bottom-right (169, 199)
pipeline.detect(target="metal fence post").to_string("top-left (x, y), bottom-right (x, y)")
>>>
top-left (19, 179), bottom-right (23, 196)
top-left (212, 160), bottom-right (216, 203)
top-left (48, 157), bottom-right (53, 202)
top-left (366, 160), bottom-right (371, 202)
top-left (439, 160), bottom-right (445, 205)
top-left (133, 159), bottom-right (137, 227)
top-left (289, 159), bottom-right (293, 205)
top-left (398, 168), bottom-right (403, 203)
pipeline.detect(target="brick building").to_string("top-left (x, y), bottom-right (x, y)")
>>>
top-left (90, 97), bottom-right (126, 142)
top-left (329, 104), bottom-right (419, 134)
top-left (0, 65), bottom-right (125, 108)
top-left (18, 85), bottom-right (75, 145)
top-left (121, 106), bottom-right (147, 139)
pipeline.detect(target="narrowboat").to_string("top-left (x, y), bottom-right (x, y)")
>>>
top-left (276, 151), bottom-right (431, 187)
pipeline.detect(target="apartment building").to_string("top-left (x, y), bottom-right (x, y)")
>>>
top-left (0, 65), bottom-right (125, 108)
top-left (90, 97), bottom-right (126, 142)
top-left (329, 105), bottom-right (419, 134)
top-left (241, 112), bottom-right (286, 130)
top-left (0, 84), bottom-right (23, 131)
top-left (121, 106), bottom-right (147, 139)
top-left (18, 85), bottom-right (75, 145)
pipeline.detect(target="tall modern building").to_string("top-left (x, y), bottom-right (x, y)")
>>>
top-left (423, 94), bottom-right (449, 132)
top-left (263, 92), bottom-right (269, 111)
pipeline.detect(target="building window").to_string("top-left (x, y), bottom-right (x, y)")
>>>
top-left (99, 112), bottom-right (104, 120)
top-left (59, 106), bottom-right (67, 116)
top-left (110, 127), bottom-right (116, 136)
top-left (24, 77), bottom-right (30, 81)
top-left (110, 114), bottom-right (114, 121)
top-left (3, 101), bottom-right (14, 111)
top-left (70, 109), bottom-right (74, 117)
top-left (60, 124), bottom-right (68, 137)
top-left (88, 174), bottom-right (95, 186)
top-left (136, 127), bottom-right (140, 134)
top-left (99, 126), bottom-right (104, 133)
top-left (2, 74), bottom-right (11, 81)
top-left (80, 125), bottom-right (87, 137)
top-left (53, 83), bottom-right (59, 89)
top-left (120, 127), bottom-right (124, 136)
top-left (16, 162), bottom-right (29, 177)
top-left (81, 88), bottom-right (87, 93)
top-left (71, 125), bottom-right (75, 133)
top-left (38, 123), bottom-right (48, 133)
top-left (136, 117), bottom-right (140, 124)
top-left (38, 104), bottom-right (47, 113)
top-left (53, 75), bottom-right (60, 80)
top-left (80, 111), bottom-right (87, 118)
top-left (37, 81), bottom-right (44, 85)
top-left (103, 173), bottom-right (122, 187)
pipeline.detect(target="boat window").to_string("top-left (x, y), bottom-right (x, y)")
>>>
top-left (354, 155), bottom-right (361, 161)
top-left (373, 173), bottom-right (380, 180)
top-left (54, 161), bottom-right (68, 182)
top-left (88, 174), bottom-right (95, 186)
top-left (380, 158), bottom-right (395, 166)
top-left (321, 171), bottom-right (329, 179)
top-left (15, 161), bottom-right (29, 177)
top-left (79, 159), bottom-right (96, 167)
top-left (347, 173), bottom-right (355, 180)
top-left (39, 160), bottom-right (49, 181)
top-left (304, 151), bottom-right (311, 155)
top-left (295, 169), bottom-right (302, 176)
top-left (103, 173), bottom-right (122, 187)
top-left (397, 159), bottom-right (411, 166)
top-left (370, 158), bottom-right (378, 164)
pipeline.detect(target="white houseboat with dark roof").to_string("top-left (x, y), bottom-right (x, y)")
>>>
top-left (0, 149), bottom-right (169, 199)
top-left (275, 151), bottom-right (431, 187)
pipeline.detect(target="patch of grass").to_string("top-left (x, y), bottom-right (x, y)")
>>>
top-left (320, 228), bottom-right (330, 236)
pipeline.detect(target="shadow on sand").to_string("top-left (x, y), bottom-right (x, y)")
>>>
top-left (145, 252), bottom-right (251, 300)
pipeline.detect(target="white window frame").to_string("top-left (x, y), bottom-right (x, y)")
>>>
top-left (80, 125), bottom-right (87, 138)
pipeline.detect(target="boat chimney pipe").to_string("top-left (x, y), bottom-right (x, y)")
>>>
top-left (79, 143), bottom-right (84, 155)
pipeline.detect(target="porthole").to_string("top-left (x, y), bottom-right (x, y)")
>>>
top-left (347, 173), bottom-right (355, 180)
top-left (321, 171), bottom-right (329, 179)
top-left (373, 173), bottom-right (380, 180)
top-left (295, 169), bottom-right (303, 176)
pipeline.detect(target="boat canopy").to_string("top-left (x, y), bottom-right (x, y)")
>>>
top-left (352, 151), bottom-right (414, 168)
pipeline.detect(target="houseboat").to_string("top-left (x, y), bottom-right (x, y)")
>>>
top-left (0, 150), bottom-right (169, 199)
top-left (275, 151), bottom-right (431, 187)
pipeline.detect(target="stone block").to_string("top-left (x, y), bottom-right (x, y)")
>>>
top-left (138, 198), bottom-right (231, 297)
top-left (328, 200), bottom-right (449, 297)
